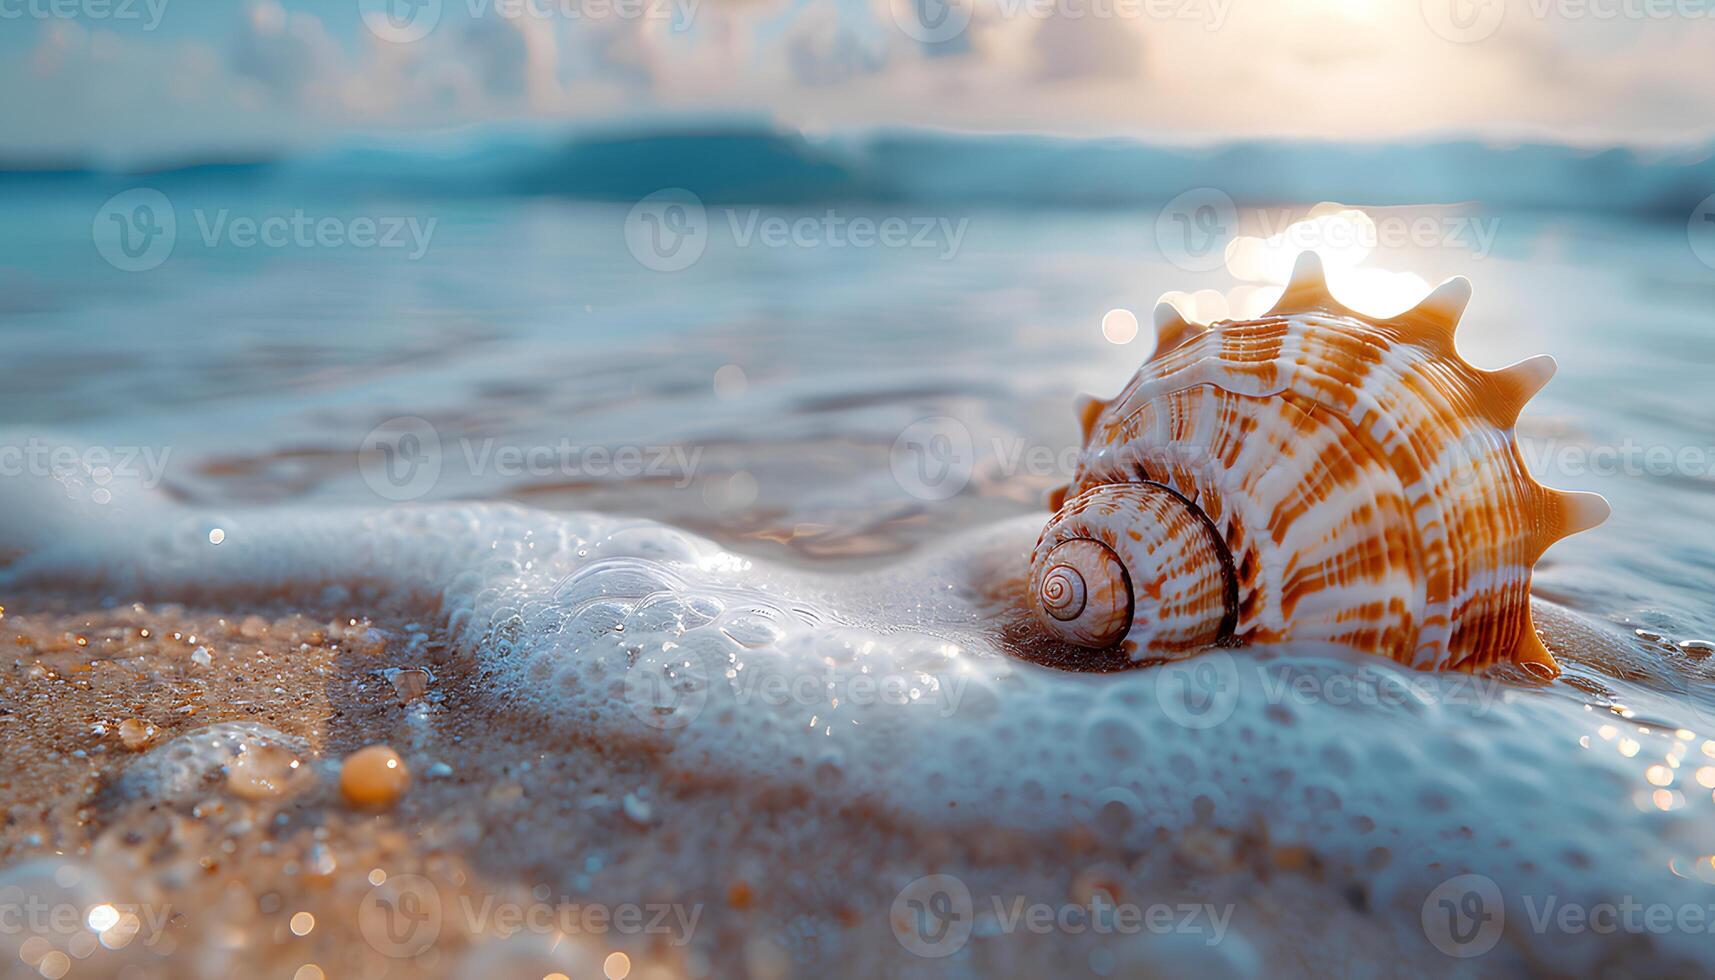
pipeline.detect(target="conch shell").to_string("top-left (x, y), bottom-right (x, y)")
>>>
top-left (1033, 253), bottom-right (1608, 676)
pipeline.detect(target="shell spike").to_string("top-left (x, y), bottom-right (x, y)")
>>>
top-left (1150, 300), bottom-right (1204, 358)
top-left (1266, 251), bottom-right (1339, 316)
top-left (1399, 276), bottom-right (1473, 343)
top-left (1046, 483), bottom-right (1070, 512)
top-left (1489, 354), bottom-right (1557, 420)
top-left (1514, 619), bottom-right (1561, 679)
top-left (1554, 489), bottom-right (1611, 537)
top-left (1073, 393), bottom-right (1108, 446)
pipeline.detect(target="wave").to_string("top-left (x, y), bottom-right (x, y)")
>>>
top-left (5, 124), bottom-right (1713, 216)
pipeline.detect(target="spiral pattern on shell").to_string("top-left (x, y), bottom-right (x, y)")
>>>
top-left (1039, 562), bottom-right (1088, 621)
top-left (1033, 253), bottom-right (1608, 673)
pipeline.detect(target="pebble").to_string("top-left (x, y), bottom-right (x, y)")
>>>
top-left (339, 745), bottom-right (411, 810)
top-left (389, 668), bottom-right (432, 703)
top-left (622, 793), bottom-right (654, 826)
top-left (118, 718), bottom-right (156, 751)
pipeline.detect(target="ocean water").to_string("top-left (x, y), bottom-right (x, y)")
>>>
top-left (5, 178), bottom-right (1715, 974)
top-left (3, 185), bottom-right (1713, 613)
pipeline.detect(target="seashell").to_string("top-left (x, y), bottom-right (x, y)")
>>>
top-left (1033, 253), bottom-right (1608, 675)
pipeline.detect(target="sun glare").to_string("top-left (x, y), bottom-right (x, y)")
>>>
top-left (1221, 204), bottom-right (1431, 318)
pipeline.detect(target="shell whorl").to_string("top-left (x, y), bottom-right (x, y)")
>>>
top-left (1040, 253), bottom-right (1608, 673)
top-left (1031, 483), bottom-right (1235, 654)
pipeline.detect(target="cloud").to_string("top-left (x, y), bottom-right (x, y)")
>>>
top-left (784, 4), bottom-right (889, 86)
top-left (1030, 14), bottom-right (1142, 81)
top-left (4, 0), bottom-right (1715, 163)
top-left (227, 1), bottom-right (342, 101)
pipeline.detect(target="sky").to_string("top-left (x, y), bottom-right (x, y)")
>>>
top-left (4, 0), bottom-right (1715, 162)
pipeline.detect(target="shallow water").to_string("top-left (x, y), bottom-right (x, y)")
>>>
top-left (4, 185), bottom-right (1715, 976)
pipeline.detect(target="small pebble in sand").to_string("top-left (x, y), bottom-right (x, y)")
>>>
top-left (117, 718), bottom-right (155, 751)
top-left (622, 792), bottom-right (653, 826)
top-left (389, 668), bottom-right (432, 703)
top-left (340, 745), bottom-right (411, 809)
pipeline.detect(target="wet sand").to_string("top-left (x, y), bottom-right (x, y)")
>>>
top-left (0, 598), bottom-right (1420, 980)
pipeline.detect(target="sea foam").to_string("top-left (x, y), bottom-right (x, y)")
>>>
top-left (2, 456), bottom-right (1711, 972)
